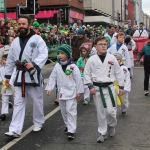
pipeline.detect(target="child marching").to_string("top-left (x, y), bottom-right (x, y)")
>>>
top-left (45, 44), bottom-right (84, 139)
top-left (76, 42), bottom-right (92, 105)
top-left (84, 36), bottom-right (124, 143)
top-left (114, 53), bottom-right (131, 115)
top-left (0, 53), bottom-right (14, 121)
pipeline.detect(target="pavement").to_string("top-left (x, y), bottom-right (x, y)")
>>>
top-left (1, 66), bottom-right (150, 150)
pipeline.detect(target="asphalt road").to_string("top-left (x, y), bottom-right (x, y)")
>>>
top-left (1, 66), bottom-right (150, 150)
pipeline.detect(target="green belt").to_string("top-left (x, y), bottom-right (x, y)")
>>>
top-left (93, 82), bottom-right (116, 108)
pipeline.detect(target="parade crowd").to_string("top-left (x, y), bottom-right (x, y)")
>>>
top-left (0, 15), bottom-right (150, 143)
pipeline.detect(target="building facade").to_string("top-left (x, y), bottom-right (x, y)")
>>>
top-left (3, 0), bottom-right (84, 25)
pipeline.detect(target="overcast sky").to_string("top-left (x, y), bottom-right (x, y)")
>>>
top-left (142, 0), bottom-right (150, 15)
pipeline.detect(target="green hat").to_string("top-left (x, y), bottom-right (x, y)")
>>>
top-left (33, 21), bottom-right (40, 28)
top-left (57, 44), bottom-right (71, 58)
top-left (99, 25), bottom-right (103, 29)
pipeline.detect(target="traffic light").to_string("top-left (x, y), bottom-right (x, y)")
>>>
top-left (35, 0), bottom-right (40, 14)
top-left (60, 10), bottom-right (65, 24)
top-left (19, 0), bottom-right (40, 15)
top-left (117, 12), bottom-right (121, 22)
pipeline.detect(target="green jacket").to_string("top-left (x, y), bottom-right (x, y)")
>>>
top-left (76, 56), bottom-right (88, 77)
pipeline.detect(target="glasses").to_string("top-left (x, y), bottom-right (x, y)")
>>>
top-left (97, 43), bottom-right (108, 46)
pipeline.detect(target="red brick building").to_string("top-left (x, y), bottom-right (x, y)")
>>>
top-left (128, 0), bottom-right (135, 25)
top-left (4, 0), bottom-right (84, 25)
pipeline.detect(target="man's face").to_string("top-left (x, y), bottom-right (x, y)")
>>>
top-left (109, 27), bottom-right (115, 34)
top-left (18, 18), bottom-right (30, 36)
top-left (140, 23), bottom-right (144, 28)
top-left (78, 34), bottom-right (84, 39)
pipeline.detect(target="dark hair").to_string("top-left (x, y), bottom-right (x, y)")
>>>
top-left (108, 24), bottom-right (115, 29)
top-left (2, 54), bottom-right (8, 59)
top-left (4, 21), bottom-right (10, 26)
top-left (94, 36), bottom-right (108, 45)
top-left (18, 15), bottom-right (32, 25)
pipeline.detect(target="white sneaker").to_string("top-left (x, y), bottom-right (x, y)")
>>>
top-left (145, 91), bottom-right (149, 96)
top-left (5, 131), bottom-right (20, 138)
top-left (33, 126), bottom-right (42, 132)
top-left (108, 126), bottom-right (115, 137)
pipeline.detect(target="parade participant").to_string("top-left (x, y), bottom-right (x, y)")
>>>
top-left (0, 53), bottom-right (14, 121)
top-left (133, 22), bottom-right (148, 37)
top-left (124, 35), bottom-right (136, 78)
top-left (4, 15), bottom-right (48, 138)
top-left (72, 29), bottom-right (91, 62)
top-left (84, 36), bottom-right (124, 143)
top-left (76, 43), bottom-right (92, 105)
top-left (114, 53), bottom-right (131, 115)
top-left (45, 44), bottom-right (84, 139)
top-left (104, 24), bottom-right (117, 45)
top-left (107, 32), bottom-right (131, 70)
top-left (136, 34), bottom-right (150, 96)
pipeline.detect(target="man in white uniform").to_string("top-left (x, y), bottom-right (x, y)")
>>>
top-left (4, 16), bottom-right (48, 138)
top-left (104, 24), bottom-right (117, 45)
top-left (133, 22), bottom-right (148, 37)
top-left (84, 36), bottom-right (124, 143)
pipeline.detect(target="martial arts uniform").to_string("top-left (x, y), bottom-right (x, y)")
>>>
top-left (45, 63), bottom-right (84, 134)
top-left (120, 65), bottom-right (131, 113)
top-left (107, 43), bottom-right (131, 69)
top-left (133, 29), bottom-right (148, 37)
top-left (104, 32), bottom-right (118, 45)
top-left (0, 66), bottom-right (14, 115)
top-left (84, 53), bottom-right (124, 136)
top-left (5, 32), bottom-right (48, 135)
top-left (126, 39), bottom-right (136, 77)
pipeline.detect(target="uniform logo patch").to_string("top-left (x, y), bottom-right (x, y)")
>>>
top-left (30, 42), bottom-right (37, 48)
top-left (60, 94), bottom-right (62, 98)
top-left (123, 68), bottom-right (127, 73)
top-left (108, 61), bottom-right (114, 65)
top-left (122, 48), bottom-right (125, 51)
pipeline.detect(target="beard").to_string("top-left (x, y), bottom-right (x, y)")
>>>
top-left (18, 27), bottom-right (29, 36)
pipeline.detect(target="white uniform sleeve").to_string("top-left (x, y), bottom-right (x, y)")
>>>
top-left (5, 43), bottom-right (15, 78)
top-left (72, 65), bottom-right (84, 94)
top-left (114, 57), bottom-right (124, 87)
top-left (131, 39), bottom-right (136, 50)
top-left (84, 58), bottom-right (93, 85)
top-left (124, 47), bottom-right (131, 68)
top-left (124, 69), bottom-right (131, 92)
top-left (33, 36), bottom-right (48, 68)
top-left (45, 65), bottom-right (57, 91)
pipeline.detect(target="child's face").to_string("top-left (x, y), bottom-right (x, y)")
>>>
top-left (2, 57), bottom-right (7, 65)
top-left (81, 49), bottom-right (87, 57)
top-left (117, 35), bottom-right (125, 44)
top-left (115, 57), bottom-right (121, 65)
top-left (58, 52), bottom-right (68, 61)
top-left (95, 40), bottom-right (107, 55)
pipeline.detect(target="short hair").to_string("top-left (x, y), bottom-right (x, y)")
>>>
top-left (94, 36), bottom-right (108, 45)
top-left (18, 15), bottom-right (32, 25)
top-left (108, 24), bottom-right (115, 29)
top-left (4, 21), bottom-right (10, 26)
top-left (116, 32), bottom-right (125, 38)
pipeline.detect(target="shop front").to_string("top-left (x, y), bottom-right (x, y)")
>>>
top-left (69, 10), bottom-right (84, 26)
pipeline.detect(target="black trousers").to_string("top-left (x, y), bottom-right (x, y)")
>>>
top-left (144, 67), bottom-right (150, 90)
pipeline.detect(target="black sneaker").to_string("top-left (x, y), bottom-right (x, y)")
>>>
top-left (64, 127), bottom-right (68, 134)
top-left (0, 114), bottom-right (6, 121)
top-left (122, 112), bottom-right (127, 116)
top-left (67, 132), bottom-right (74, 139)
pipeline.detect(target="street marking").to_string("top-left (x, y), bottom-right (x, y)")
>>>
top-left (0, 106), bottom-right (60, 150)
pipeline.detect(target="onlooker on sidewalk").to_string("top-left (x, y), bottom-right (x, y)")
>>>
top-left (136, 34), bottom-right (150, 96)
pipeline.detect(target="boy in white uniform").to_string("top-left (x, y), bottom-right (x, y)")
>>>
top-left (84, 36), bottom-right (124, 143)
top-left (0, 54), bottom-right (14, 121)
top-left (124, 35), bottom-right (136, 78)
top-left (107, 32), bottom-right (131, 70)
top-left (114, 53), bottom-right (131, 115)
top-left (45, 44), bottom-right (84, 139)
